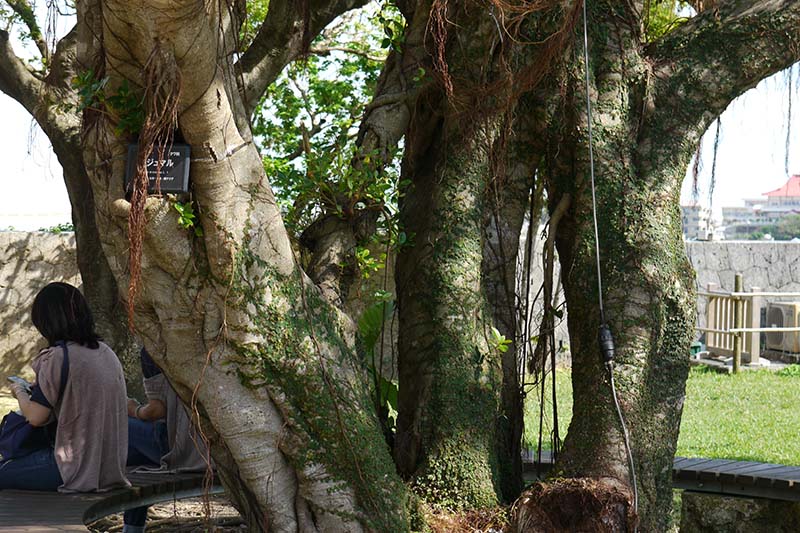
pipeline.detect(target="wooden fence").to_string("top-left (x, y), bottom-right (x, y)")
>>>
top-left (696, 274), bottom-right (800, 372)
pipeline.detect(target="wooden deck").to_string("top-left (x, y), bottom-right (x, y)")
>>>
top-left (0, 471), bottom-right (223, 532)
top-left (3, 456), bottom-right (800, 530)
top-left (523, 451), bottom-right (800, 502)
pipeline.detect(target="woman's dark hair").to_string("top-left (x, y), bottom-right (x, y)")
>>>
top-left (31, 282), bottom-right (101, 349)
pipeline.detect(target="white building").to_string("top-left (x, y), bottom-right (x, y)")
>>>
top-left (681, 204), bottom-right (714, 240)
top-left (722, 175), bottom-right (800, 238)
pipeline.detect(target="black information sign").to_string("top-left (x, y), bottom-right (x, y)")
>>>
top-left (125, 143), bottom-right (191, 194)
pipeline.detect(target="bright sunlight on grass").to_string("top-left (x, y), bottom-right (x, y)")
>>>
top-left (524, 366), bottom-right (800, 466)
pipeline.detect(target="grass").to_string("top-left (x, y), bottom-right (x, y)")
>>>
top-left (524, 365), bottom-right (800, 466)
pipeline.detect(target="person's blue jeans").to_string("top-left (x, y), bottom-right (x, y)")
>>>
top-left (123, 505), bottom-right (148, 532)
top-left (125, 417), bottom-right (168, 531)
top-left (127, 417), bottom-right (169, 467)
top-left (0, 448), bottom-right (63, 490)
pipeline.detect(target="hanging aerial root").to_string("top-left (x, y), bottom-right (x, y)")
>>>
top-left (510, 478), bottom-right (637, 533)
top-left (127, 43), bottom-right (182, 330)
top-left (426, 0), bottom-right (579, 113)
top-left (424, 0), bottom-right (581, 214)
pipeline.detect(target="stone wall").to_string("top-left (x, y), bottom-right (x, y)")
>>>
top-left (686, 241), bottom-right (800, 345)
top-left (542, 241), bottom-right (800, 358)
top-left (0, 232), bottom-right (80, 380)
top-left (686, 241), bottom-right (800, 295)
top-left (2, 233), bottom-right (797, 380)
top-left (681, 492), bottom-right (800, 532)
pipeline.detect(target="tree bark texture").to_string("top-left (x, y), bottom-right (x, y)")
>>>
top-left (76, 1), bottom-right (407, 531)
top-left (393, 1), bottom-right (516, 509)
top-left (532, 1), bottom-right (800, 530)
top-left (395, 94), bottom-right (502, 509)
top-left (542, 11), bottom-right (697, 532)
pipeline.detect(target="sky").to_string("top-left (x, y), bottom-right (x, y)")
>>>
top-left (680, 67), bottom-right (800, 220)
top-left (0, 3), bottom-right (72, 230)
top-left (0, 9), bottom-right (798, 229)
top-left (0, 95), bottom-right (70, 230)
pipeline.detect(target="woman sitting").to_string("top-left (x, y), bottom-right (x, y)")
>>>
top-left (0, 282), bottom-right (129, 492)
top-left (127, 348), bottom-right (209, 472)
top-left (123, 347), bottom-right (209, 533)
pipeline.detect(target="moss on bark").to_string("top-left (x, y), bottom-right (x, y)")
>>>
top-left (395, 104), bottom-right (503, 510)
top-left (539, 3), bottom-right (697, 529)
top-left (228, 243), bottom-right (410, 531)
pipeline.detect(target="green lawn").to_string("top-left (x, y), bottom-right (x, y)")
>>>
top-left (524, 365), bottom-right (800, 466)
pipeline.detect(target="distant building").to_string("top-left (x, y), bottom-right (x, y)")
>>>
top-left (681, 204), bottom-right (714, 240)
top-left (722, 174), bottom-right (800, 238)
top-left (759, 174), bottom-right (800, 211)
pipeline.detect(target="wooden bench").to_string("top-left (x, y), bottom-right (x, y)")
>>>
top-left (0, 472), bottom-right (224, 532)
top-left (523, 451), bottom-right (800, 502)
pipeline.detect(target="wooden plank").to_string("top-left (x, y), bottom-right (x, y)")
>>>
top-left (672, 457), bottom-right (694, 469)
top-left (0, 472), bottom-right (216, 531)
top-left (674, 458), bottom-right (720, 474)
top-left (753, 467), bottom-right (800, 481)
top-left (673, 458), bottom-right (716, 471)
top-left (750, 468), bottom-right (800, 483)
top-left (754, 476), bottom-right (792, 489)
top-left (700, 459), bottom-right (743, 472)
top-left (0, 491), bottom-right (101, 530)
top-left (731, 463), bottom-right (797, 480)
top-left (696, 459), bottom-right (739, 471)
top-left (695, 460), bottom-right (742, 480)
top-left (706, 460), bottom-right (765, 474)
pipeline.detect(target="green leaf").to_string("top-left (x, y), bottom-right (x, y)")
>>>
top-left (358, 299), bottom-right (395, 354)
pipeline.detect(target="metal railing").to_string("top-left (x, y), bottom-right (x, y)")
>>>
top-left (697, 274), bottom-right (800, 372)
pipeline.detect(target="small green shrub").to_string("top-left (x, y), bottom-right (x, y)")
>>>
top-left (38, 222), bottom-right (74, 233)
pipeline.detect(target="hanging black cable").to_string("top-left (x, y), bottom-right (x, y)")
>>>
top-left (580, 0), bottom-right (638, 524)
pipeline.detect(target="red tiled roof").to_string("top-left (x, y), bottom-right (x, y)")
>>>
top-left (764, 175), bottom-right (800, 197)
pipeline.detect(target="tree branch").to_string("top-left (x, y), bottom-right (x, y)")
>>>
top-left (685, 0), bottom-right (720, 12)
top-left (309, 45), bottom-right (385, 63)
top-left (236, 0), bottom-right (368, 116)
top-left (44, 25), bottom-right (77, 89)
top-left (646, 0), bottom-right (800, 146)
top-left (5, 0), bottom-right (49, 62)
top-left (0, 28), bottom-right (43, 115)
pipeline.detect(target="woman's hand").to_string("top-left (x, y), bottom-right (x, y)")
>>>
top-left (10, 382), bottom-right (28, 400)
top-left (12, 384), bottom-right (51, 427)
top-left (127, 398), bottom-right (141, 418)
top-left (128, 398), bottom-right (167, 421)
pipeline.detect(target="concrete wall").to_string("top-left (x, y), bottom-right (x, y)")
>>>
top-left (0, 232), bottom-right (80, 380)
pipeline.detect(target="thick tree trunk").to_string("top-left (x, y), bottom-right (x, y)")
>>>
top-left (393, 4), bottom-right (511, 501)
top-left (516, 1), bottom-right (800, 529)
top-left (76, 1), bottom-right (408, 530)
top-left (531, 5), bottom-right (696, 530)
top-left (394, 90), bottom-right (502, 509)
top-left (550, 173), bottom-right (695, 531)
